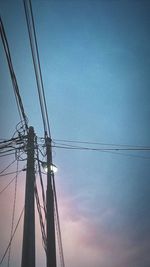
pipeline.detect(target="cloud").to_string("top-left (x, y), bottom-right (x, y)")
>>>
top-left (57, 192), bottom-right (150, 267)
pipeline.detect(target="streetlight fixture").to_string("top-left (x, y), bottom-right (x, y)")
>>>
top-left (41, 162), bottom-right (58, 173)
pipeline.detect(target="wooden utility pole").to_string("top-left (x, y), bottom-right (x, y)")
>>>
top-left (46, 137), bottom-right (57, 267)
top-left (21, 126), bottom-right (35, 267)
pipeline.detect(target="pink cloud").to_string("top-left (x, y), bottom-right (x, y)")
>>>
top-left (57, 193), bottom-right (150, 267)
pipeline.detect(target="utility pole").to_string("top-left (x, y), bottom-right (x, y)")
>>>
top-left (21, 126), bottom-right (35, 267)
top-left (46, 137), bottom-right (57, 267)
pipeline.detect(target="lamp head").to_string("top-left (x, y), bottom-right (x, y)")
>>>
top-left (42, 162), bottom-right (58, 173)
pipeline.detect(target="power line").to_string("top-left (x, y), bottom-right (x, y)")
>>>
top-left (0, 150), bottom-right (17, 160)
top-left (52, 175), bottom-right (65, 267)
top-left (7, 160), bottom-right (19, 267)
top-left (39, 137), bottom-right (150, 158)
top-left (0, 149), bottom-right (26, 176)
top-left (0, 152), bottom-right (15, 158)
top-left (0, 148), bottom-right (16, 154)
top-left (34, 182), bottom-right (47, 252)
top-left (100, 150), bottom-right (150, 160)
top-left (0, 136), bottom-right (23, 146)
top-left (0, 17), bottom-right (28, 132)
top-left (53, 144), bottom-right (150, 151)
top-left (35, 137), bottom-right (47, 252)
top-left (0, 170), bottom-right (23, 177)
top-left (35, 141), bottom-right (47, 216)
top-left (0, 148), bottom-right (25, 159)
top-left (52, 144), bottom-right (150, 159)
top-left (0, 207), bottom-right (24, 265)
top-left (0, 125), bottom-right (27, 161)
top-left (23, 0), bottom-right (51, 138)
top-left (35, 140), bottom-right (47, 253)
top-left (53, 138), bottom-right (150, 149)
top-left (0, 176), bottom-right (17, 195)
top-left (0, 158), bottom-right (17, 175)
top-left (0, 170), bottom-right (22, 194)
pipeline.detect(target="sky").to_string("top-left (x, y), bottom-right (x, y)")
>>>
top-left (0, 0), bottom-right (150, 266)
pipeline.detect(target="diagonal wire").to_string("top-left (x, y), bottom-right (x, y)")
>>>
top-left (0, 170), bottom-right (22, 177)
top-left (0, 158), bottom-right (17, 175)
top-left (7, 160), bottom-right (19, 267)
top-left (0, 207), bottom-right (24, 265)
top-left (0, 150), bottom-right (25, 176)
top-left (0, 17), bottom-right (28, 131)
top-left (36, 145), bottom-right (47, 216)
top-left (0, 170), bottom-right (22, 195)
top-left (52, 174), bottom-right (65, 267)
top-left (34, 182), bottom-right (47, 252)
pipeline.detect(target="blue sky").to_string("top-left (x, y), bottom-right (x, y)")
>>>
top-left (1, 0), bottom-right (150, 267)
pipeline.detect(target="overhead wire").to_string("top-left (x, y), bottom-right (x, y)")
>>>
top-left (52, 144), bottom-right (150, 151)
top-left (53, 138), bottom-right (150, 148)
top-left (97, 150), bottom-right (150, 160)
top-left (0, 148), bottom-right (25, 156)
top-left (0, 207), bottom-right (24, 265)
top-left (52, 175), bottom-right (65, 267)
top-left (0, 17), bottom-right (28, 132)
top-left (0, 149), bottom-right (16, 156)
top-left (0, 139), bottom-right (18, 147)
top-left (0, 124), bottom-right (27, 161)
top-left (2, 3), bottom-right (150, 267)
top-left (35, 141), bottom-right (47, 215)
top-left (23, 0), bottom-right (51, 138)
top-left (34, 182), bottom-right (47, 252)
top-left (0, 152), bottom-right (15, 158)
top-left (0, 135), bottom-right (25, 146)
top-left (0, 170), bottom-right (23, 195)
top-left (0, 147), bottom-right (25, 158)
top-left (0, 123), bottom-right (27, 156)
top-left (52, 143), bottom-right (150, 159)
top-left (35, 137), bottom-right (47, 252)
top-left (7, 160), bottom-right (19, 267)
top-left (1, 3), bottom-right (53, 265)
top-left (0, 149), bottom-right (26, 177)
top-left (0, 158), bottom-right (17, 175)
